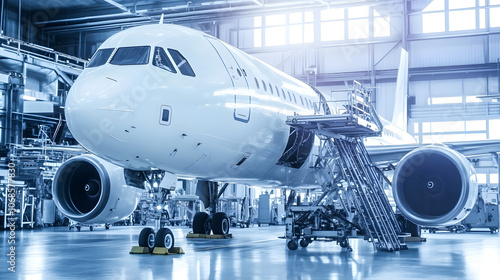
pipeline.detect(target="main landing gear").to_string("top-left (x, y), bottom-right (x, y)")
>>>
top-left (191, 181), bottom-right (231, 236)
top-left (192, 212), bottom-right (230, 235)
top-left (138, 227), bottom-right (175, 252)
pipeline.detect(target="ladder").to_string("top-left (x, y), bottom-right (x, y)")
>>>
top-left (285, 81), bottom-right (406, 252)
top-left (334, 138), bottom-right (405, 251)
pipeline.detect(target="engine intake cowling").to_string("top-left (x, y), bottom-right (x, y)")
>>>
top-left (393, 146), bottom-right (477, 226)
top-left (53, 155), bottom-right (143, 224)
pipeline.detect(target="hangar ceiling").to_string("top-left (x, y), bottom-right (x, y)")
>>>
top-left (22, 0), bottom-right (405, 33)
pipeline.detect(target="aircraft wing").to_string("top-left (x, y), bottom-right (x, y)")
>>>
top-left (367, 139), bottom-right (500, 166)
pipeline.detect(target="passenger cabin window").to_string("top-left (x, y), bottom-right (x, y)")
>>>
top-left (254, 78), bottom-right (260, 89)
top-left (262, 80), bottom-right (267, 92)
top-left (300, 96), bottom-right (304, 105)
top-left (168, 49), bottom-right (195, 77)
top-left (281, 89), bottom-right (286, 100)
top-left (275, 86), bottom-right (279, 97)
top-left (110, 46), bottom-right (150, 65)
top-left (87, 48), bottom-right (114, 68)
top-left (269, 84), bottom-right (273, 94)
top-left (292, 93), bottom-right (297, 103)
top-left (153, 47), bottom-right (176, 73)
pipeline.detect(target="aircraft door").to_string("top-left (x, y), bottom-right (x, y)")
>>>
top-left (205, 36), bottom-right (250, 123)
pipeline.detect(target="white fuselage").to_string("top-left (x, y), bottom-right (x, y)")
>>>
top-left (65, 24), bottom-right (413, 187)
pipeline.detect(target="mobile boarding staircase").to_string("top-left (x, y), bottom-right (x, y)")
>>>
top-left (284, 81), bottom-right (407, 252)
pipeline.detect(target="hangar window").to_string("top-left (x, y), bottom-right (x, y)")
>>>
top-left (168, 49), bottom-right (196, 77)
top-left (492, 6), bottom-right (500, 28)
top-left (87, 48), bottom-right (114, 68)
top-left (110, 46), bottom-right (150, 65)
top-left (347, 6), bottom-right (369, 39)
top-left (321, 9), bottom-right (345, 41)
top-left (289, 11), bottom-right (314, 44)
top-left (265, 14), bottom-right (287, 46)
top-left (373, 9), bottom-right (391, 37)
top-left (153, 47), bottom-right (176, 73)
top-left (419, 0), bottom-right (480, 33)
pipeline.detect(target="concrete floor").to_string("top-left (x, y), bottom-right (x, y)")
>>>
top-left (1, 225), bottom-right (499, 280)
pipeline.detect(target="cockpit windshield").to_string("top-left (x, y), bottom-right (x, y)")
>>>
top-left (153, 47), bottom-right (176, 73)
top-left (168, 49), bottom-right (196, 77)
top-left (87, 48), bottom-right (114, 68)
top-left (110, 46), bottom-right (150, 65)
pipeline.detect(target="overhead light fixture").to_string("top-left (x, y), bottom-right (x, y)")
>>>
top-left (251, 0), bottom-right (264, 6)
top-left (103, 0), bottom-right (129, 12)
top-left (22, 95), bottom-right (37, 101)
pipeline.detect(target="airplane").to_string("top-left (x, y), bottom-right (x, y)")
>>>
top-left (52, 22), bottom-right (500, 252)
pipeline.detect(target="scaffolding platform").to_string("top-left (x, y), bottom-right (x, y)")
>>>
top-left (287, 81), bottom-right (383, 139)
top-left (283, 81), bottom-right (406, 252)
top-left (286, 114), bottom-right (381, 138)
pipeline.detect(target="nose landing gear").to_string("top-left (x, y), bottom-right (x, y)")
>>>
top-left (138, 227), bottom-right (175, 253)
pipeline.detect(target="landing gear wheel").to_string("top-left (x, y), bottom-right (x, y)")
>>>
top-left (139, 227), bottom-right (156, 252)
top-left (155, 228), bottom-right (175, 250)
top-left (212, 212), bottom-right (230, 235)
top-left (89, 226), bottom-right (94, 231)
top-left (339, 239), bottom-right (349, 248)
top-left (193, 212), bottom-right (211, 235)
top-left (76, 226), bottom-right (81, 232)
top-left (299, 239), bottom-right (309, 248)
top-left (287, 239), bottom-right (299, 250)
top-left (105, 224), bottom-right (110, 230)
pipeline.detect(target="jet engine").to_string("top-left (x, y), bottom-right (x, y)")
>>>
top-left (53, 155), bottom-right (144, 224)
top-left (392, 146), bottom-right (478, 226)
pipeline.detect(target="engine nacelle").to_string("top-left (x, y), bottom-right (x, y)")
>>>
top-left (53, 155), bottom-right (144, 224)
top-left (393, 146), bottom-right (477, 226)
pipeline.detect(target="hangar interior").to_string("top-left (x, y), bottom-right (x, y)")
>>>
top-left (0, 0), bottom-right (500, 278)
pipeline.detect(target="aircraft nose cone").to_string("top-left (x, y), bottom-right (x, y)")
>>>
top-left (65, 71), bottom-right (134, 151)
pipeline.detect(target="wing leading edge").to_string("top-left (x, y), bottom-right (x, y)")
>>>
top-left (367, 139), bottom-right (500, 166)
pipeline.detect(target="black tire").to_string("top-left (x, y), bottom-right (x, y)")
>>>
top-left (193, 212), bottom-right (211, 235)
top-left (299, 239), bottom-right (309, 248)
top-left (76, 226), bottom-right (81, 232)
top-left (155, 228), bottom-right (175, 250)
top-left (339, 239), bottom-right (349, 248)
top-left (105, 224), bottom-right (110, 230)
top-left (287, 239), bottom-right (298, 250)
top-left (139, 227), bottom-right (155, 251)
top-left (89, 226), bottom-right (94, 231)
top-left (212, 212), bottom-right (230, 235)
